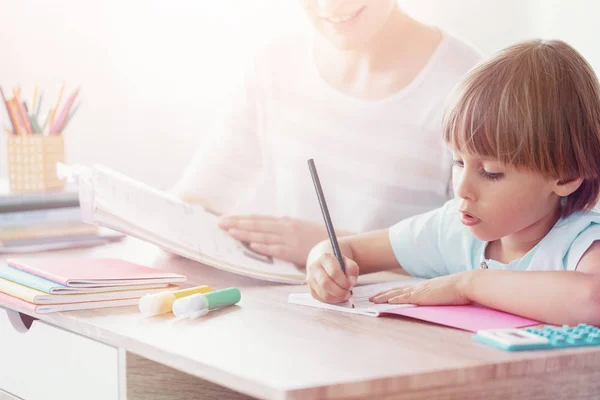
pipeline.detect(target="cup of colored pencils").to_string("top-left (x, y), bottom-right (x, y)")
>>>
top-left (1, 84), bottom-right (80, 192)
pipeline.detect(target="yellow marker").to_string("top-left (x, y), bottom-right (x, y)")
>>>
top-left (138, 285), bottom-right (212, 316)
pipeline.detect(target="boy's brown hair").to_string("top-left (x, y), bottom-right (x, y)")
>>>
top-left (443, 39), bottom-right (600, 217)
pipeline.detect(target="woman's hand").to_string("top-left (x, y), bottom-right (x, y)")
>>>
top-left (218, 215), bottom-right (331, 265)
top-left (370, 271), bottom-right (473, 306)
top-left (307, 252), bottom-right (359, 304)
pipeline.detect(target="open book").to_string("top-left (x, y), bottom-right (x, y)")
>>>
top-left (289, 279), bottom-right (539, 332)
top-left (62, 164), bottom-right (306, 284)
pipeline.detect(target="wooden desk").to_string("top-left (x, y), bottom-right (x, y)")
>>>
top-left (2, 238), bottom-right (600, 400)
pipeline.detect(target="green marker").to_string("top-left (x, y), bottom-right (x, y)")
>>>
top-left (172, 287), bottom-right (241, 319)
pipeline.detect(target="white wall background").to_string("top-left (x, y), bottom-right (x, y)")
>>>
top-left (1, 0), bottom-right (599, 189)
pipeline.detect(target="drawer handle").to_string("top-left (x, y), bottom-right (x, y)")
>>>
top-left (5, 309), bottom-right (37, 333)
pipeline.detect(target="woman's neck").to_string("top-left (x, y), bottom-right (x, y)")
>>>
top-left (314, 7), bottom-right (442, 99)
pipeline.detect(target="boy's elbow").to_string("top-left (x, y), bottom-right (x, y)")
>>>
top-left (578, 274), bottom-right (600, 326)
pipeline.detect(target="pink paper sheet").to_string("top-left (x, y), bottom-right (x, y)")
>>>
top-left (383, 304), bottom-right (539, 332)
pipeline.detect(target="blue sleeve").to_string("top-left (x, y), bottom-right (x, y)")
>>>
top-left (388, 200), bottom-right (454, 278)
top-left (565, 222), bottom-right (600, 271)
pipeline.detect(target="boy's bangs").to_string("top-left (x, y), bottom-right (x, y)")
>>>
top-left (443, 81), bottom-right (522, 165)
top-left (442, 39), bottom-right (600, 216)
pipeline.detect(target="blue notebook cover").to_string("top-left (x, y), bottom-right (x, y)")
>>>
top-left (0, 263), bottom-right (67, 293)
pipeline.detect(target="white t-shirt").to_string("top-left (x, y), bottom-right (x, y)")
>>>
top-left (174, 32), bottom-right (482, 233)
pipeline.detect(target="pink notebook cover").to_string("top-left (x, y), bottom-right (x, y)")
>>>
top-left (0, 291), bottom-right (36, 313)
top-left (7, 258), bottom-right (186, 287)
top-left (0, 292), bottom-right (138, 314)
top-left (383, 305), bottom-right (539, 332)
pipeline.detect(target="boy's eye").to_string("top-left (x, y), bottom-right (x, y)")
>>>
top-left (482, 171), bottom-right (504, 181)
top-left (452, 159), bottom-right (504, 181)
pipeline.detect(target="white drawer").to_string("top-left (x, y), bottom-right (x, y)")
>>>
top-left (0, 307), bottom-right (121, 400)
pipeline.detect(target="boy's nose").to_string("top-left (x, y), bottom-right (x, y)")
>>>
top-left (454, 173), bottom-right (477, 202)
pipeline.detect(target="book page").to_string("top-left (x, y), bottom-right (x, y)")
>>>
top-left (92, 165), bottom-right (199, 250)
top-left (288, 278), bottom-right (424, 316)
top-left (85, 165), bottom-right (305, 283)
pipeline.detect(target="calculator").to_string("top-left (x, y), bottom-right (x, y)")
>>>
top-left (472, 324), bottom-right (600, 351)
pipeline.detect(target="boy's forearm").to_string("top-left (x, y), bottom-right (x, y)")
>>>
top-left (465, 269), bottom-right (600, 325)
top-left (341, 229), bottom-right (401, 274)
top-left (307, 229), bottom-right (401, 275)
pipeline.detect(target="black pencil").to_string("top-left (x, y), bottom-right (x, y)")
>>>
top-left (308, 159), bottom-right (354, 308)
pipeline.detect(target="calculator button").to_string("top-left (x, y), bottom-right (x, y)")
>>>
top-left (567, 336), bottom-right (583, 344)
top-left (475, 324), bottom-right (600, 351)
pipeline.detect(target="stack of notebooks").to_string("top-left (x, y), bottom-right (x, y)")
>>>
top-left (0, 180), bottom-right (124, 253)
top-left (0, 258), bottom-right (186, 313)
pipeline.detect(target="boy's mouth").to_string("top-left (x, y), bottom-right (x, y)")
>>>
top-left (460, 211), bottom-right (481, 227)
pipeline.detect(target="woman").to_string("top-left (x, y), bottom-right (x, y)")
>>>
top-left (174, 0), bottom-right (482, 265)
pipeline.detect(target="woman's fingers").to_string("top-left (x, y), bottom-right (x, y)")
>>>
top-left (219, 215), bottom-right (282, 233)
top-left (248, 243), bottom-right (289, 260)
top-left (227, 229), bottom-right (283, 245)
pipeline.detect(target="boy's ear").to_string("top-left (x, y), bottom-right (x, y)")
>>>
top-left (554, 177), bottom-right (584, 197)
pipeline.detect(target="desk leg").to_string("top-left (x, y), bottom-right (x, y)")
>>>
top-left (124, 352), bottom-right (257, 400)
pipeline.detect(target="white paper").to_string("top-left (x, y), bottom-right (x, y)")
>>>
top-left (288, 278), bottom-right (424, 316)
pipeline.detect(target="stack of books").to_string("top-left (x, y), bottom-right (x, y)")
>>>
top-left (0, 181), bottom-right (124, 253)
top-left (0, 258), bottom-right (187, 313)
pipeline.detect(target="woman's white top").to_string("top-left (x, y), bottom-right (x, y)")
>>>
top-left (174, 32), bottom-right (482, 233)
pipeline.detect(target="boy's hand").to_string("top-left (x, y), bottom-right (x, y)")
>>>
top-left (307, 253), bottom-right (359, 304)
top-left (370, 271), bottom-right (473, 306)
top-left (218, 215), bottom-right (329, 266)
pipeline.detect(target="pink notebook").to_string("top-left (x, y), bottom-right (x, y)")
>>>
top-left (382, 305), bottom-right (538, 332)
top-left (0, 291), bottom-right (139, 314)
top-left (7, 258), bottom-right (187, 288)
top-left (289, 279), bottom-right (540, 332)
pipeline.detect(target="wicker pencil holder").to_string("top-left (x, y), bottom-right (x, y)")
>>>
top-left (6, 135), bottom-right (66, 192)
